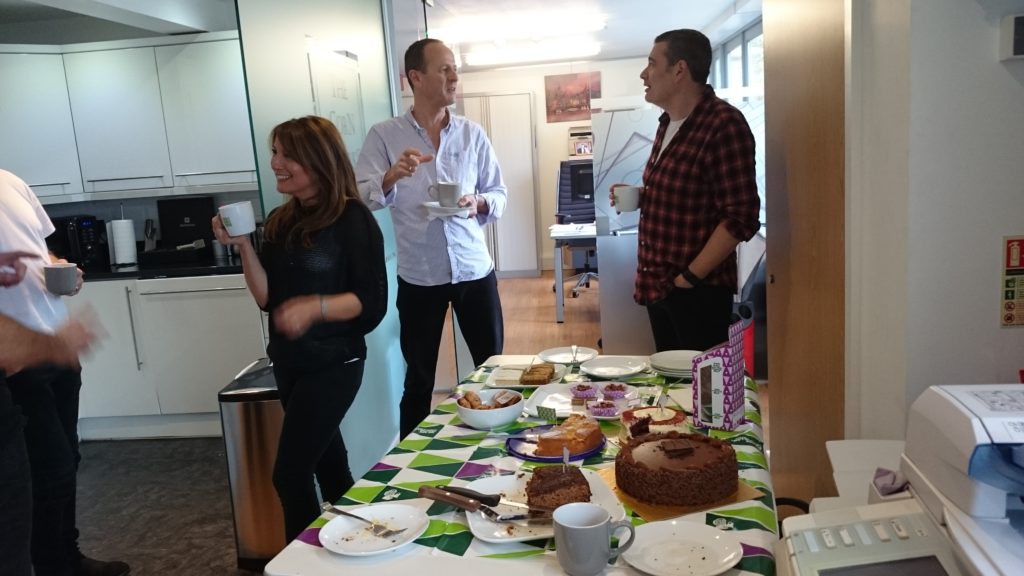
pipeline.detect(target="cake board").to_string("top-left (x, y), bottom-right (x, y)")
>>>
top-left (597, 467), bottom-right (762, 522)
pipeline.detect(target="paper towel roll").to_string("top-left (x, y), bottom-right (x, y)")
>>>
top-left (105, 220), bottom-right (116, 264)
top-left (111, 219), bottom-right (137, 265)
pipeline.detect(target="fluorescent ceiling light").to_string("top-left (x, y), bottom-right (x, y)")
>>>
top-left (433, 10), bottom-right (606, 45)
top-left (463, 37), bottom-right (601, 67)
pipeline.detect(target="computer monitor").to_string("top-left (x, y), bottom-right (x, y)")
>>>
top-left (569, 162), bottom-right (593, 202)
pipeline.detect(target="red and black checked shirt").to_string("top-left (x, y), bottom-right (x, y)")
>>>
top-left (635, 85), bottom-right (761, 305)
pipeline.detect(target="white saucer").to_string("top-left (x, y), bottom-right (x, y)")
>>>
top-left (318, 503), bottom-right (429, 556)
top-left (621, 520), bottom-right (743, 576)
top-left (423, 201), bottom-right (471, 218)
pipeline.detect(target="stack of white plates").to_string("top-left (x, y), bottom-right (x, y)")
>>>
top-left (649, 350), bottom-right (701, 378)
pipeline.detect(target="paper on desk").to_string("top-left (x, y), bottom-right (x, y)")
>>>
top-left (549, 223), bottom-right (596, 237)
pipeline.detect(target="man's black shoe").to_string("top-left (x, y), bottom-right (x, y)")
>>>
top-left (76, 554), bottom-right (131, 576)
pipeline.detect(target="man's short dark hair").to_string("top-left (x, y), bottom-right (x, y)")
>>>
top-left (404, 38), bottom-right (444, 90)
top-left (655, 29), bottom-right (712, 84)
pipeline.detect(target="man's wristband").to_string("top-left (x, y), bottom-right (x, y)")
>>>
top-left (681, 268), bottom-right (704, 287)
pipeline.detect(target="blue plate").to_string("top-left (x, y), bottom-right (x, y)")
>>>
top-left (505, 425), bottom-right (607, 462)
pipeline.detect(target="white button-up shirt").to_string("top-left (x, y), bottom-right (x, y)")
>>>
top-left (355, 109), bottom-right (507, 286)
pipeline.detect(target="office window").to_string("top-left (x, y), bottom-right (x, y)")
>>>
top-left (725, 37), bottom-right (743, 89)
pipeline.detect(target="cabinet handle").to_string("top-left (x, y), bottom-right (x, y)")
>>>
top-left (28, 181), bottom-right (72, 187)
top-left (86, 176), bottom-right (163, 182)
top-left (125, 286), bottom-right (143, 371)
top-left (174, 170), bottom-right (253, 177)
top-left (138, 287), bottom-right (246, 296)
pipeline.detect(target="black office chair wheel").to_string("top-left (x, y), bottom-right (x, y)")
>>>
top-left (571, 290), bottom-right (580, 298)
top-left (552, 283), bottom-right (556, 292)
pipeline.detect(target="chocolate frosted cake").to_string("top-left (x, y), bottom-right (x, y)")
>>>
top-left (525, 465), bottom-right (592, 511)
top-left (614, 431), bottom-right (737, 507)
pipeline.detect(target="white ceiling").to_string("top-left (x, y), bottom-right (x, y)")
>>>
top-left (414, 0), bottom-right (762, 67)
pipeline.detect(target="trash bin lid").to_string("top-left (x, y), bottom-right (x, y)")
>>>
top-left (218, 358), bottom-right (279, 402)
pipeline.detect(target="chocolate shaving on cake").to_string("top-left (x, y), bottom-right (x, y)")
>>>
top-left (628, 415), bottom-right (651, 437)
top-left (660, 438), bottom-right (695, 458)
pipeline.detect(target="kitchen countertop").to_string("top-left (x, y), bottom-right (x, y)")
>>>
top-left (84, 259), bottom-right (243, 281)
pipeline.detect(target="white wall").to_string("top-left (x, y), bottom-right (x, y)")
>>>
top-left (847, 0), bottom-right (1024, 439)
top-left (459, 58), bottom-right (647, 269)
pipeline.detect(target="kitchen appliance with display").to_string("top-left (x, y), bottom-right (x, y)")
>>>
top-left (777, 384), bottom-right (1024, 575)
top-left (46, 215), bottom-right (110, 272)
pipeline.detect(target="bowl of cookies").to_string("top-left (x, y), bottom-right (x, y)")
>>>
top-left (456, 389), bottom-right (524, 430)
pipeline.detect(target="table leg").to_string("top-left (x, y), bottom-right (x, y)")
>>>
top-left (555, 241), bottom-right (564, 323)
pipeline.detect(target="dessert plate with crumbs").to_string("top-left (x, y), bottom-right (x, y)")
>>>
top-left (620, 520), bottom-right (743, 576)
top-left (318, 503), bottom-right (429, 556)
top-left (460, 469), bottom-right (623, 543)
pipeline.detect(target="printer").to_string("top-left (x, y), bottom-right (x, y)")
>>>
top-left (777, 384), bottom-right (1024, 576)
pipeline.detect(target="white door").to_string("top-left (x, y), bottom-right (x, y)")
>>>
top-left (462, 93), bottom-right (539, 276)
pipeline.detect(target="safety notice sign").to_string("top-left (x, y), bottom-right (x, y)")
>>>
top-left (1002, 236), bottom-right (1024, 328)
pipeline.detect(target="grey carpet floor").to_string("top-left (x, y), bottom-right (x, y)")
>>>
top-left (77, 438), bottom-right (260, 575)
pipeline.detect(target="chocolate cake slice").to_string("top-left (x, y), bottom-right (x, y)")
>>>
top-left (525, 465), bottom-right (592, 511)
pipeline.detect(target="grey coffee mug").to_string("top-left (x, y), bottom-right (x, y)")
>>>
top-left (44, 264), bottom-right (78, 296)
top-left (554, 502), bottom-right (635, 576)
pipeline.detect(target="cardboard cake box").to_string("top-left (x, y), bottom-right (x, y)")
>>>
top-left (692, 320), bottom-right (746, 430)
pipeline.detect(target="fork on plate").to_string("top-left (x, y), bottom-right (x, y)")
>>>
top-left (320, 502), bottom-right (408, 538)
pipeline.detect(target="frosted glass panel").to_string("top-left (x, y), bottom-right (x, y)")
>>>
top-left (590, 106), bottom-right (660, 236)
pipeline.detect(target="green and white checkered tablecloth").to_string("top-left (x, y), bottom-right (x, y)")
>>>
top-left (282, 359), bottom-right (778, 575)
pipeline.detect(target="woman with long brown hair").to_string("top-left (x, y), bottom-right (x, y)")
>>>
top-left (213, 116), bottom-right (387, 540)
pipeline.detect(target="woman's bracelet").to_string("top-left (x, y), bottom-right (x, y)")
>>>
top-left (319, 294), bottom-right (328, 321)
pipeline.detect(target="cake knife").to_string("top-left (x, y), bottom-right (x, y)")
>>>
top-left (441, 485), bottom-right (553, 512)
top-left (417, 486), bottom-right (552, 523)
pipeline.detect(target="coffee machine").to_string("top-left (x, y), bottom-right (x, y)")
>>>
top-left (47, 215), bottom-right (110, 272)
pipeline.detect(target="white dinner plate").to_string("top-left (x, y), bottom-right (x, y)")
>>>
top-left (649, 350), bottom-right (702, 372)
top-left (485, 363), bottom-right (567, 388)
top-left (537, 346), bottom-right (599, 365)
top-left (461, 468), bottom-right (624, 543)
top-left (422, 201), bottom-right (471, 218)
top-left (621, 520), bottom-right (743, 576)
top-left (318, 503), bottom-right (429, 556)
top-left (579, 357), bottom-right (647, 379)
top-left (523, 383), bottom-right (638, 417)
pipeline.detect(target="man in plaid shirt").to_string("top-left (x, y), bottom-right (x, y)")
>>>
top-left (616, 29), bottom-right (761, 352)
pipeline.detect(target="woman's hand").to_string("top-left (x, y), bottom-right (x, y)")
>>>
top-left (212, 214), bottom-right (252, 247)
top-left (274, 295), bottom-right (320, 340)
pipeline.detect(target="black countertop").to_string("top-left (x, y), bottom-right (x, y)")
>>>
top-left (84, 259), bottom-right (243, 281)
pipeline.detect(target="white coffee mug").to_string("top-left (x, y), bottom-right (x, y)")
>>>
top-left (612, 185), bottom-right (642, 213)
top-left (553, 502), bottom-right (635, 576)
top-left (429, 182), bottom-right (464, 208)
top-left (44, 263), bottom-right (78, 296)
top-left (218, 201), bottom-right (256, 237)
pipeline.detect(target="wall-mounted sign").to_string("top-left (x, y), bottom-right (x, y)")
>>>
top-left (1001, 235), bottom-right (1024, 327)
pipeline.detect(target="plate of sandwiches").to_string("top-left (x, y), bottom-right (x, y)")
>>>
top-left (460, 467), bottom-right (624, 543)
top-left (485, 363), bottom-right (567, 388)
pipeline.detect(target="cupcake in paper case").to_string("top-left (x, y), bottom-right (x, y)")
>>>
top-left (600, 382), bottom-right (629, 399)
top-left (587, 400), bottom-right (619, 418)
top-left (570, 383), bottom-right (598, 398)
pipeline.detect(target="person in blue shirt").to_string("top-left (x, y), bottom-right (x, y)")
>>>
top-left (355, 38), bottom-right (508, 438)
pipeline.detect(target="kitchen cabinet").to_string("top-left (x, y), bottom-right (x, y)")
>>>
top-left (63, 47), bottom-right (174, 192)
top-left (155, 40), bottom-right (257, 187)
top-left (134, 275), bottom-right (266, 415)
top-left (0, 53), bottom-right (83, 197)
top-left (66, 279), bottom-right (161, 418)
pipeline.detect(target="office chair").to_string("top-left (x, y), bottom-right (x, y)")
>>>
top-left (554, 159), bottom-right (598, 298)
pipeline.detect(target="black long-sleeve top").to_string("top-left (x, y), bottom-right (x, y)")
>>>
top-left (260, 200), bottom-right (387, 368)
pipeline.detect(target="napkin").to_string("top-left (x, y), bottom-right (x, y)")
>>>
top-left (872, 467), bottom-right (909, 495)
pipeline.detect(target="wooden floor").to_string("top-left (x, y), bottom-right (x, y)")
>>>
top-left (497, 270), bottom-right (603, 354)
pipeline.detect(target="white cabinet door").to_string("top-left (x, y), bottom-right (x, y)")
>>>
top-left (0, 53), bottom-right (83, 197)
top-left (155, 40), bottom-right (257, 187)
top-left (462, 93), bottom-right (539, 275)
top-left (64, 47), bottom-right (173, 192)
top-left (67, 279), bottom-right (161, 418)
top-left (134, 275), bottom-right (266, 415)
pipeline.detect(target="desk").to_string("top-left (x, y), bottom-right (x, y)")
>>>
top-left (265, 356), bottom-right (777, 575)
top-left (550, 223), bottom-right (597, 323)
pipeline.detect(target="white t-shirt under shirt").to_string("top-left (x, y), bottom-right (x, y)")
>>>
top-left (0, 169), bottom-right (66, 334)
top-left (657, 117), bottom-right (687, 160)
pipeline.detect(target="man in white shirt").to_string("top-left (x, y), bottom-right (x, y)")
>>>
top-left (356, 39), bottom-right (507, 438)
top-left (0, 170), bottom-right (130, 576)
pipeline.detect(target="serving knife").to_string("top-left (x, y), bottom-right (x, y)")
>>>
top-left (417, 486), bottom-right (551, 523)
top-left (441, 485), bottom-right (551, 512)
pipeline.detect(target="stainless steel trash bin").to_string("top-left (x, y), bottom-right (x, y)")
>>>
top-left (219, 358), bottom-right (286, 571)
